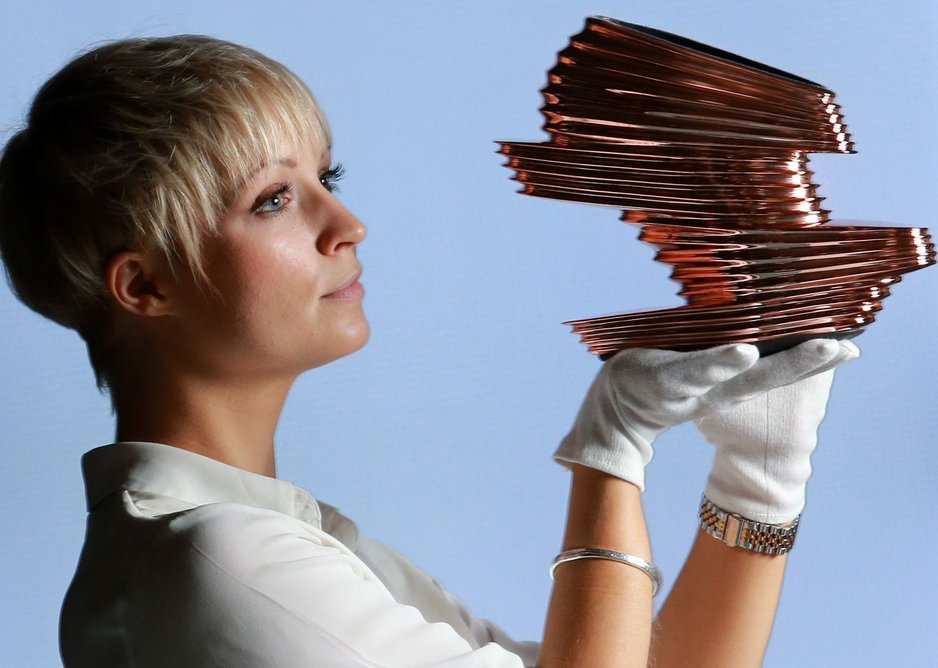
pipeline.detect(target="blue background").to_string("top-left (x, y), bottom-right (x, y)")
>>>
top-left (1, 1), bottom-right (935, 665)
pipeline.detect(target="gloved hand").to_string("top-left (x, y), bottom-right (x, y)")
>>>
top-left (695, 340), bottom-right (860, 524)
top-left (554, 339), bottom-right (857, 492)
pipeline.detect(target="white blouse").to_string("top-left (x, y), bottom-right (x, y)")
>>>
top-left (60, 441), bottom-right (538, 667)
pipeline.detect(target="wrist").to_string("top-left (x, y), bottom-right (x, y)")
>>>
top-left (554, 425), bottom-right (652, 491)
top-left (698, 495), bottom-right (800, 555)
top-left (564, 465), bottom-right (649, 554)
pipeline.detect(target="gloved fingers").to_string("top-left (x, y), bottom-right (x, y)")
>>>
top-left (754, 339), bottom-right (859, 389)
top-left (700, 338), bottom-right (857, 408)
top-left (774, 339), bottom-right (859, 384)
top-left (802, 340), bottom-right (859, 381)
top-left (606, 343), bottom-right (760, 399)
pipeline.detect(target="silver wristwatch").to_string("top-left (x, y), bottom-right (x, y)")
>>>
top-left (698, 496), bottom-right (800, 555)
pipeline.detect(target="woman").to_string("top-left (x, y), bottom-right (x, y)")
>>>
top-left (0, 35), bottom-right (857, 666)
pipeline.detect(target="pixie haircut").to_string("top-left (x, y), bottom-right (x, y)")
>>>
top-left (0, 35), bottom-right (329, 391)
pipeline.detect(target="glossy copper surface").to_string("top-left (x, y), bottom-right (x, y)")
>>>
top-left (498, 17), bottom-right (935, 355)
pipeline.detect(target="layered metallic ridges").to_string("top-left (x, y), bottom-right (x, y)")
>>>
top-left (501, 144), bottom-right (829, 226)
top-left (543, 18), bottom-right (853, 153)
top-left (498, 17), bottom-right (934, 355)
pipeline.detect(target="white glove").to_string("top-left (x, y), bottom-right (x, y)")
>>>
top-left (695, 340), bottom-right (860, 524)
top-left (554, 339), bottom-right (856, 491)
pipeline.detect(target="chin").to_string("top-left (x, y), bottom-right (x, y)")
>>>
top-left (303, 316), bottom-right (371, 370)
top-left (338, 317), bottom-right (371, 358)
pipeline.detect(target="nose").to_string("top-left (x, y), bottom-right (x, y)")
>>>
top-left (317, 198), bottom-right (367, 256)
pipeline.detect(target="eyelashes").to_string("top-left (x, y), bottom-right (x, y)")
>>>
top-left (252, 182), bottom-right (293, 216)
top-left (320, 162), bottom-right (345, 193)
top-left (251, 163), bottom-right (347, 218)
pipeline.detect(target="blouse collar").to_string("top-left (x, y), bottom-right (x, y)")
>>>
top-left (80, 441), bottom-right (358, 547)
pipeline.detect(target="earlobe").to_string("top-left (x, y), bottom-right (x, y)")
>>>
top-left (104, 251), bottom-right (174, 317)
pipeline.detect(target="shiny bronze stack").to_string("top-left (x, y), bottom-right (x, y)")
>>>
top-left (499, 17), bottom-right (935, 356)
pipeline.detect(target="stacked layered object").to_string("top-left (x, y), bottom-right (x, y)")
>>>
top-left (499, 17), bottom-right (934, 356)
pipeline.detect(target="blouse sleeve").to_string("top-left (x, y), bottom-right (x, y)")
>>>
top-left (354, 535), bottom-right (540, 664)
top-left (123, 503), bottom-right (535, 668)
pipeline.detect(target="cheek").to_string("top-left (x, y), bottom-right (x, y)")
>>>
top-left (225, 237), bottom-right (322, 327)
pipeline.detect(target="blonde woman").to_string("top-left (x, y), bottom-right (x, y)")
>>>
top-left (0, 35), bottom-right (856, 667)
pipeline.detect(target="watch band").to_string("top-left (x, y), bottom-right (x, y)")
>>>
top-left (698, 496), bottom-right (800, 555)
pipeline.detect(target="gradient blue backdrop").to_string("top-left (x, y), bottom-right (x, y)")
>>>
top-left (1, 2), bottom-right (935, 665)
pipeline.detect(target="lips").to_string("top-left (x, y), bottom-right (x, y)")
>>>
top-left (322, 270), bottom-right (364, 300)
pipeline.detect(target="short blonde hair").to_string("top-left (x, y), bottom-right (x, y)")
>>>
top-left (0, 35), bottom-right (329, 390)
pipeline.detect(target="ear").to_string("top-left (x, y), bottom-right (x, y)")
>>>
top-left (104, 250), bottom-right (175, 318)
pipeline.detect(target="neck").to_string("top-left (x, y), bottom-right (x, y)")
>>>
top-left (113, 364), bottom-right (294, 477)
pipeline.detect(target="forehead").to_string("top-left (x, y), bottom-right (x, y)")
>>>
top-left (226, 88), bottom-right (331, 190)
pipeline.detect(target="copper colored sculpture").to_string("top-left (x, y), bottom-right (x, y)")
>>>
top-left (499, 17), bottom-right (935, 356)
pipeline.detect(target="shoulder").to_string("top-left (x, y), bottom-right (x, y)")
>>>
top-left (120, 503), bottom-right (383, 664)
top-left (141, 502), bottom-right (370, 588)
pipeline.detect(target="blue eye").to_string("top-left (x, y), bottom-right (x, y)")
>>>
top-left (253, 183), bottom-right (292, 216)
top-left (320, 163), bottom-right (345, 193)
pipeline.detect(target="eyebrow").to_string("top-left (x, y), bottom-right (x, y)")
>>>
top-left (244, 146), bottom-right (332, 183)
top-left (250, 153), bottom-right (333, 179)
top-left (247, 157), bottom-right (297, 181)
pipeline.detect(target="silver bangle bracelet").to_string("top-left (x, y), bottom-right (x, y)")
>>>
top-left (549, 547), bottom-right (662, 597)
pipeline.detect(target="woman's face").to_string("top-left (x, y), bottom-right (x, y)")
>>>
top-left (167, 134), bottom-right (369, 379)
